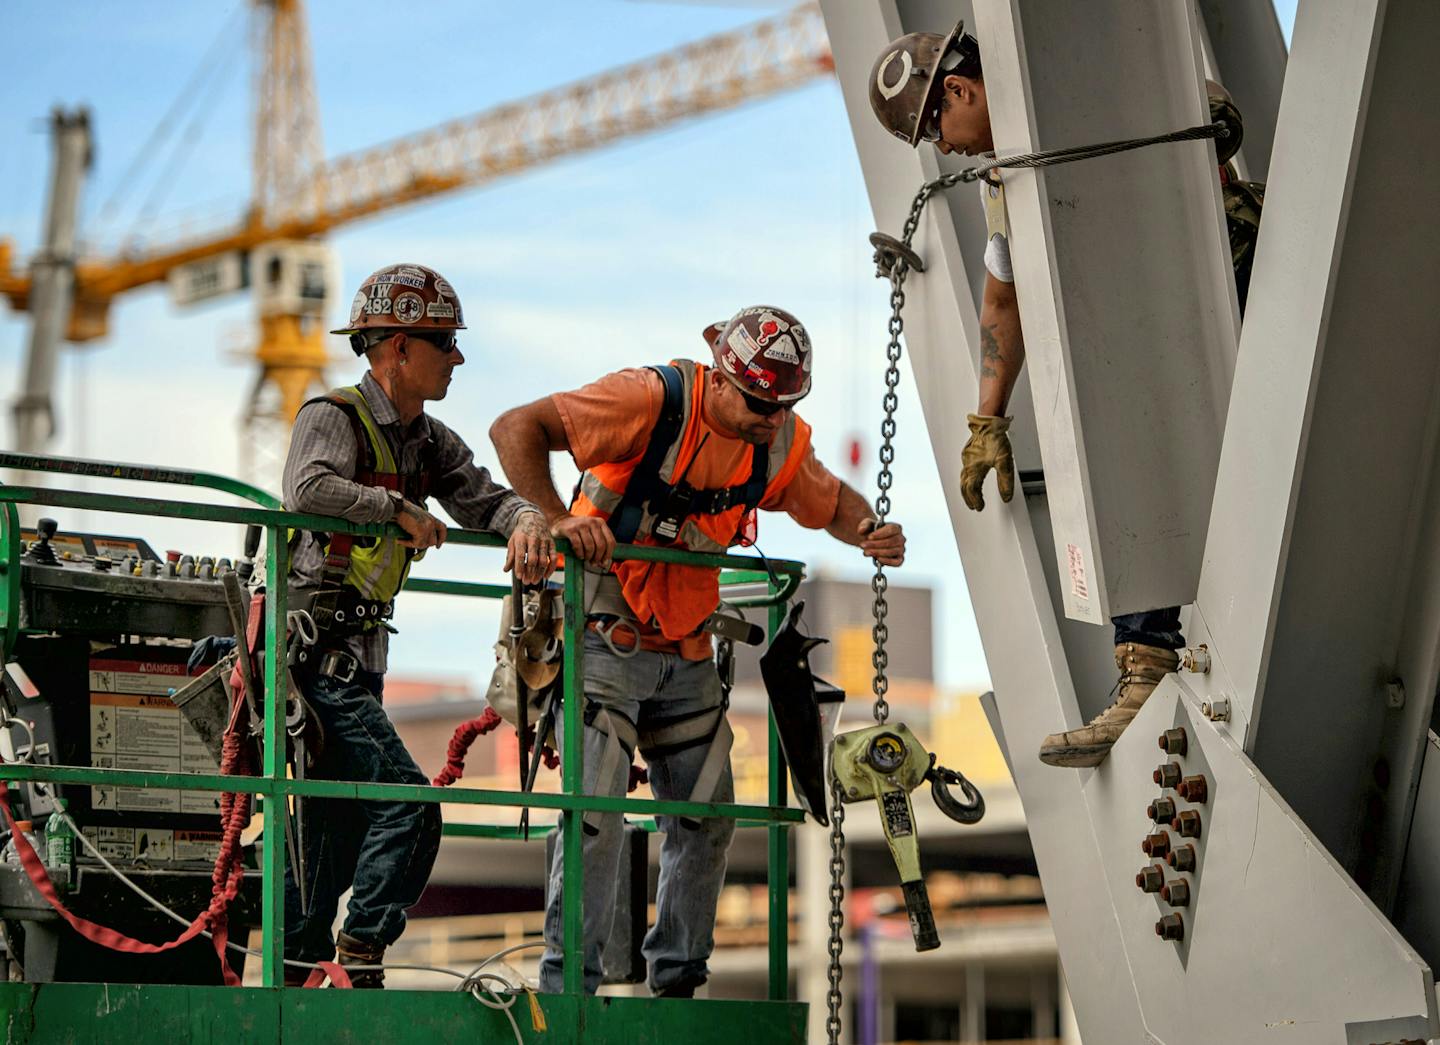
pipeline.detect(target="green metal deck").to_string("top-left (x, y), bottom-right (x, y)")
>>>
top-left (0, 983), bottom-right (806, 1043)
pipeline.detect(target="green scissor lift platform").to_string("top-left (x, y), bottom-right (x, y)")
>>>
top-left (0, 455), bottom-right (811, 1043)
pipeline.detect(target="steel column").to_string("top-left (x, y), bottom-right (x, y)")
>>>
top-left (1190, 0), bottom-right (1440, 896)
top-left (980, 0), bottom-right (1239, 625)
top-left (818, 2), bottom-right (1151, 1039)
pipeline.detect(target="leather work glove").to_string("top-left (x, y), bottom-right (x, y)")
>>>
top-left (960, 414), bottom-right (1015, 512)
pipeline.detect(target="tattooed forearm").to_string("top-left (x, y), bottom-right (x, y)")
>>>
top-left (980, 323), bottom-right (1002, 379)
top-left (977, 275), bottom-right (1026, 416)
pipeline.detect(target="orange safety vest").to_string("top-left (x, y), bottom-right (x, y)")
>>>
top-left (571, 360), bottom-right (812, 640)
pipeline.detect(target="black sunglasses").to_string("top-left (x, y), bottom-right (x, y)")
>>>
top-left (409, 331), bottom-right (459, 354)
top-left (740, 390), bottom-right (787, 417)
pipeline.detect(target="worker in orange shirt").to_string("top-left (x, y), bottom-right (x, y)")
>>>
top-left (490, 306), bottom-right (905, 996)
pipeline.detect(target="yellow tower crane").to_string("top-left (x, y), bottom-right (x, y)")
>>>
top-left (0, 1), bottom-right (833, 489)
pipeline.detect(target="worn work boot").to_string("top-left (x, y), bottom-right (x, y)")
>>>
top-left (336, 930), bottom-right (387, 989)
top-left (1038, 643), bottom-right (1180, 768)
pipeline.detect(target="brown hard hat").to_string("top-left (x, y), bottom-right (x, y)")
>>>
top-left (868, 20), bottom-right (975, 147)
top-left (332, 263), bottom-right (467, 339)
top-left (706, 306), bottom-right (813, 404)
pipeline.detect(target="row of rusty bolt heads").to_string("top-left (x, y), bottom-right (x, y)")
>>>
top-left (1137, 727), bottom-right (1209, 943)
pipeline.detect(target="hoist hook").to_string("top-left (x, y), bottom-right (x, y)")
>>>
top-left (926, 755), bottom-right (985, 825)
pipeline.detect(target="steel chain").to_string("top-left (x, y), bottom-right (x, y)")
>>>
top-left (825, 773), bottom-right (847, 1045)
top-left (868, 181), bottom-right (937, 727)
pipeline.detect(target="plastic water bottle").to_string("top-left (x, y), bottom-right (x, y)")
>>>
top-left (1, 820), bottom-right (40, 865)
top-left (45, 800), bottom-right (75, 880)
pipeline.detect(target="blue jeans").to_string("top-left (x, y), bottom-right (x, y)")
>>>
top-left (540, 632), bottom-right (735, 994)
top-left (283, 669), bottom-right (442, 962)
top-left (1112, 607), bottom-right (1184, 650)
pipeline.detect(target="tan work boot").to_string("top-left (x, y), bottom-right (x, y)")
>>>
top-left (336, 930), bottom-right (386, 989)
top-left (1039, 643), bottom-right (1180, 768)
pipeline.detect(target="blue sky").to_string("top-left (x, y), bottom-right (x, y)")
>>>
top-left (0, 2), bottom-right (1296, 692)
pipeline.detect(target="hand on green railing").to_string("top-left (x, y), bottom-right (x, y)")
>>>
top-left (551, 514), bottom-right (615, 571)
top-left (505, 511), bottom-right (555, 585)
top-left (394, 499), bottom-right (448, 550)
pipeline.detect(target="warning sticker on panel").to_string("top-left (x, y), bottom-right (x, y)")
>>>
top-left (89, 658), bottom-right (221, 815)
top-left (1066, 542), bottom-right (1090, 601)
top-left (81, 825), bottom-right (221, 864)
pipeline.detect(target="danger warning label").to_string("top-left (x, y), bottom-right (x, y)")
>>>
top-left (89, 658), bottom-right (222, 817)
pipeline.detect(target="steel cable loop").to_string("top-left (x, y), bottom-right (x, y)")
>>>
top-left (957, 120), bottom-right (1226, 184)
top-left (825, 773), bottom-right (848, 1045)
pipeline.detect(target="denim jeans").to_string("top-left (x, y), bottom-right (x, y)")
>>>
top-left (540, 632), bottom-right (734, 994)
top-left (1112, 607), bottom-right (1185, 650)
top-left (283, 669), bottom-right (442, 962)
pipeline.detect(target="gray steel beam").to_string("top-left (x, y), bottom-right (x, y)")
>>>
top-left (1192, 0), bottom-right (1440, 899)
top-left (13, 108), bottom-right (92, 455)
top-left (982, 0), bottom-right (1239, 626)
top-left (1194, 0), bottom-right (1288, 181)
top-left (820, 2), bottom-right (1150, 1040)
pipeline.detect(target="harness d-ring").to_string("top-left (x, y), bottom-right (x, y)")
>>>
top-left (592, 617), bottom-right (641, 659)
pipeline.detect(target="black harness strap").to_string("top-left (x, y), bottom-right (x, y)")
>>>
top-left (608, 365), bottom-right (686, 544)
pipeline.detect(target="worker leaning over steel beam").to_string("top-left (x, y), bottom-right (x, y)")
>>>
top-left (867, 23), bottom-right (1263, 768)
top-left (490, 309), bottom-right (905, 997)
top-left (278, 263), bottom-right (551, 986)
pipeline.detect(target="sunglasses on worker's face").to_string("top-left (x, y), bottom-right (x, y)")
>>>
top-left (740, 390), bottom-right (787, 417)
top-left (410, 331), bottom-right (459, 354)
top-left (919, 105), bottom-right (943, 143)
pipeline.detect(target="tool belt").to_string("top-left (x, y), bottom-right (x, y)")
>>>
top-left (583, 570), bottom-right (762, 657)
top-left (291, 586), bottom-right (395, 640)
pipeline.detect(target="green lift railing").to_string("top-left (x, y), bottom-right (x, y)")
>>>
top-left (0, 455), bottom-right (810, 1042)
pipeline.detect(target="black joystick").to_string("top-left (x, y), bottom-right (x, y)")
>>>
top-left (30, 518), bottom-right (59, 565)
top-left (236, 524), bottom-right (262, 585)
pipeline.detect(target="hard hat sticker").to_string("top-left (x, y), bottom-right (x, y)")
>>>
top-left (433, 277), bottom-right (455, 298)
top-left (392, 292), bottom-right (423, 324)
top-left (370, 273), bottom-right (426, 289)
top-left (348, 291), bottom-right (366, 324)
top-left (762, 333), bottom-right (800, 365)
top-left (876, 49), bottom-right (911, 101)
top-left (754, 310), bottom-right (790, 346)
top-left (426, 302), bottom-right (455, 319)
top-left (727, 325), bottom-right (763, 364)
